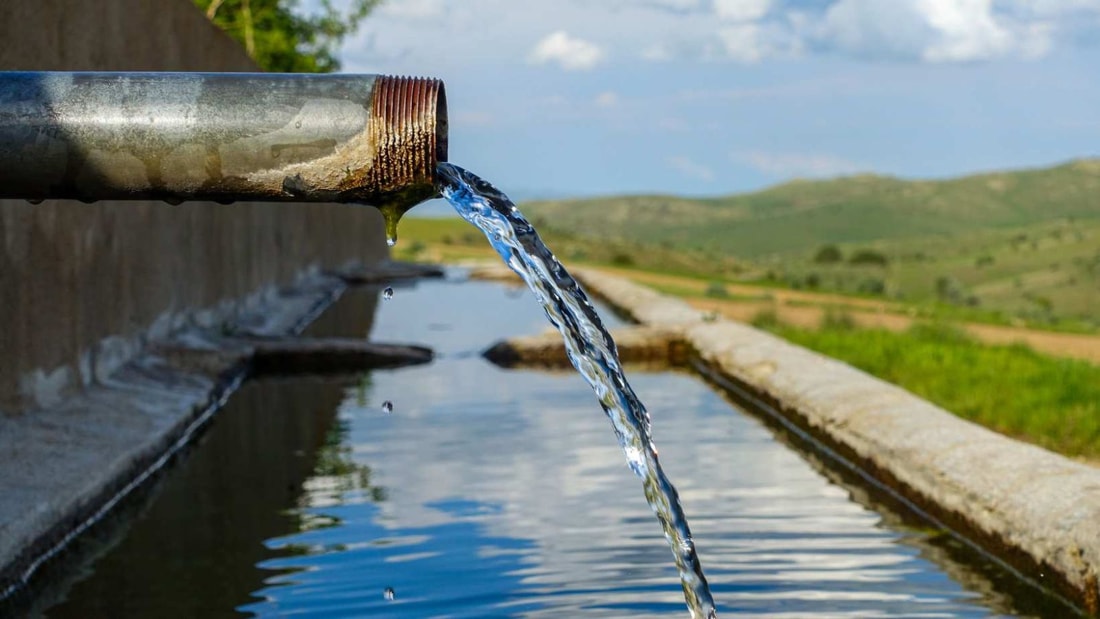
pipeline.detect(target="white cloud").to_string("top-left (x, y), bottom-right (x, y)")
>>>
top-left (1004, 0), bottom-right (1100, 18)
top-left (818, 0), bottom-right (936, 60)
top-left (641, 0), bottom-right (703, 10)
top-left (816, 0), bottom-right (1059, 62)
top-left (714, 0), bottom-right (772, 22)
top-left (529, 31), bottom-right (606, 70)
top-left (919, 0), bottom-right (1014, 62)
top-left (734, 151), bottom-right (866, 178)
top-left (667, 155), bottom-right (715, 181)
top-left (594, 91), bottom-right (620, 107)
top-left (344, 0), bottom-right (1100, 77)
top-left (719, 23), bottom-right (768, 62)
top-left (641, 42), bottom-right (673, 61)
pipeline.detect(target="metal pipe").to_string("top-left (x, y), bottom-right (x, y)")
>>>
top-left (0, 71), bottom-right (448, 214)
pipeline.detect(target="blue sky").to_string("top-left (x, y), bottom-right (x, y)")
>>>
top-left (339, 0), bottom-right (1100, 200)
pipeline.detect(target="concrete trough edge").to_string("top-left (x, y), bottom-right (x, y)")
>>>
top-left (570, 268), bottom-right (1100, 616)
top-left (0, 261), bottom-right (433, 603)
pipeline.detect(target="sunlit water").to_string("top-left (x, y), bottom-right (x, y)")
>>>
top-left (436, 163), bottom-right (716, 617)
top-left (36, 279), bottom-right (1053, 618)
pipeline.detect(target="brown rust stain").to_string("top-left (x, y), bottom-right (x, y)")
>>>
top-left (355, 76), bottom-right (445, 210)
top-left (247, 75), bottom-right (445, 209)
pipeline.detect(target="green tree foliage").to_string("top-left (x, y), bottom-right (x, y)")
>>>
top-left (813, 244), bottom-right (843, 264)
top-left (848, 249), bottom-right (889, 267)
top-left (193, 0), bottom-right (380, 72)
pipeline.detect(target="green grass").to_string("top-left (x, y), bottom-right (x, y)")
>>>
top-left (397, 212), bottom-right (1100, 460)
top-left (754, 315), bottom-right (1100, 459)
top-left (524, 159), bottom-right (1100, 258)
top-left (396, 215), bottom-right (748, 280)
top-left (516, 159), bottom-right (1100, 330)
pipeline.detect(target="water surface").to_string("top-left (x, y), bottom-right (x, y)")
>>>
top-left (39, 277), bottom-right (1063, 617)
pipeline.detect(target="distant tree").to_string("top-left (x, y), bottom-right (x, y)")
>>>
top-left (848, 249), bottom-right (889, 267)
top-left (610, 251), bottom-right (635, 267)
top-left (935, 275), bottom-right (967, 305)
top-left (194, 0), bottom-right (380, 72)
top-left (857, 277), bottom-right (886, 296)
top-left (813, 244), bottom-right (843, 264)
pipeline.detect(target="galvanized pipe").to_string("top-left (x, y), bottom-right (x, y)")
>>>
top-left (0, 72), bottom-right (447, 212)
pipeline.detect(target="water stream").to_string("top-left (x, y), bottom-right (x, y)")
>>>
top-left (435, 162), bottom-right (718, 618)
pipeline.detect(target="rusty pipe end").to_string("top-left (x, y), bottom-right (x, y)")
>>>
top-left (360, 75), bottom-right (448, 213)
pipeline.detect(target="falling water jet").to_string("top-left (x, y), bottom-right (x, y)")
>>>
top-left (436, 162), bottom-right (718, 619)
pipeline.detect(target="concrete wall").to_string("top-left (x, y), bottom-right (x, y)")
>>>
top-left (0, 0), bottom-right (389, 413)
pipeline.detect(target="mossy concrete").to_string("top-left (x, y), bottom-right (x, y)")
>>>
top-left (484, 325), bottom-right (685, 369)
top-left (0, 262), bottom-right (438, 600)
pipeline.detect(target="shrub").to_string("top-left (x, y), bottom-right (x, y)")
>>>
top-left (610, 252), bottom-right (635, 267)
top-left (857, 277), bottom-right (886, 295)
top-left (704, 282), bottom-right (729, 298)
top-left (849, 249), bottom-right (889, 267)
top-left (813, 245), bottom-right (843, 264)
top-left (935, 275), bottom-right (967, 305)
top-left (821, 310), bottom-right (856, 330)
top-left (750, 309), bottom-right (781, 329)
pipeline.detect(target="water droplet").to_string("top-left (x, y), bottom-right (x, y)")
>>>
top-left (379, 204), bottom-right (403, 249)
top-left (382, 287), bottom-right (394, 300)
top-left (381, 401), bottom-right (393, 414)
top-left (295, 120), bottom-right (302, 129)
top-left (383, 587), bottom-right (395, 601)
top-left (26, 198), bottom-right (43, 205)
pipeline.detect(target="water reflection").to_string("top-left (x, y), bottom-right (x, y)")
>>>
top-left (41, 378), bottom-right (356, 619)
top-left (239, 279), bottom-right (1049, 617)
top-left (36, 277), bottom-right (1071, 617)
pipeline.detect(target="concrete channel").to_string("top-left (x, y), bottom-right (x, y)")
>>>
top-left (0, 262), bottom-right (439, 604)
top-left (479, 264), bottom-right (1100, 616)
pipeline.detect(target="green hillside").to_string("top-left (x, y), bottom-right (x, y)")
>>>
top-left (523, 159), bottom-right (1100, 258)
top-left (398, 159), bottom-right (1100, 330)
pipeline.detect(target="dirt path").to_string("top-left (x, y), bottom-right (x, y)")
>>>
top-left (589, 267), bottom-right (1100, 365)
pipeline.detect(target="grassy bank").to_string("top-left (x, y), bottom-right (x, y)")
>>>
top-left (397, 214), bottom-right (1100, 459)
top-left (752, 311), bottom-right (1100, 459)
top-left (397, 213), bottom-right (1100, 334)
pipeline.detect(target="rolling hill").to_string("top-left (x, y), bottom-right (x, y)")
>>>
top-left (521, 159), bottom-right (1100, 259)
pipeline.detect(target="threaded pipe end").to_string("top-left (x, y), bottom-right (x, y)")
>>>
top-left (364, 75), bottom-right (447, 205)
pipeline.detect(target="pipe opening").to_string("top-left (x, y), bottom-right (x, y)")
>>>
top-left (435, 82), bottom-right (448, 164)
top-left (365, 75), bottom-right (448, 209)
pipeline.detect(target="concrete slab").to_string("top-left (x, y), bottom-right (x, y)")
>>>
top-left (0, 272), bottom-right (342, 598)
